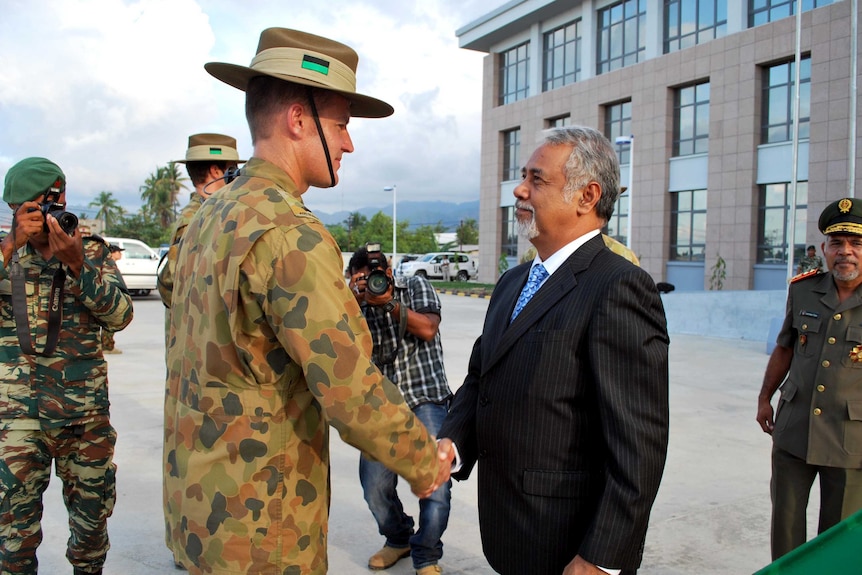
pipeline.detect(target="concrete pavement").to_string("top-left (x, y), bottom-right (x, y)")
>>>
top-left (33, 292), bottom-right (807, 574)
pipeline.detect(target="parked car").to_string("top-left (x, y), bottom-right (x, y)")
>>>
top-left (102, 237), bottom-right (159, 296)
top-left (398, 252), bottom-right (478, 281)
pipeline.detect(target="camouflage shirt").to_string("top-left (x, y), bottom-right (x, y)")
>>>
top-left (164, 157), bottom-right (440, 575)
top-left (0, 237), bottom-right (133, 430)
top-left (157, 192), bottom-right (203, 308)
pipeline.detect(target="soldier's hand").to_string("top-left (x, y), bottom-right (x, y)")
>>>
top-left (413, 439), bottom-right (454, 499)
top-left (756, 397), bottom-right (775, 434)
top-left (10, 201), bottom-right (45, 248)
top-left (46, 214), bottom-right (84, 277)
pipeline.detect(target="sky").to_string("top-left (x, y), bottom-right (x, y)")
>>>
top-left (0, 0), bottom-right (498, 220)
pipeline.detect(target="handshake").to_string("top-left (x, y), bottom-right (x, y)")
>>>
top-left (412, 438), bottom-right (457, 499)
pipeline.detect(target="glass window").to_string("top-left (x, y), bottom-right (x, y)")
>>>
top-left (604, 101), bottom-right (632, 242)
top-left (544, 20), bottom-right (581, 92)
top-left (670, 190), bottom-right (707, 261)
top-left (503, 129), bottom-right (521, 182)
top-left (756, 182), bottom-right (808, 264)
top-left (750, 0), bottom-right (836, 27)
top-left (124, 244), bottom-right (151, 260)
top-left (605, 101), bottom-right (632, 165)
top-left (499, 42), bottom-right (530, 105)
top-left (664, 0), bottom-right (727, 53)
top-left (674, 81), bottom-right (710, 156)
top-left (597, 0), bottom-right (646, 74)
top-left (603, 194), bottom-right (630, 247)
top-left (548, 115), bottom-right (571, 128)
top-left (762, 58), bottom-right (810, 144)
top-left (501, 206), bottom-right (518, 258)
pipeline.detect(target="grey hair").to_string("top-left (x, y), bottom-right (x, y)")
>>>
top-left (539, 126), bottom-right (620, 222)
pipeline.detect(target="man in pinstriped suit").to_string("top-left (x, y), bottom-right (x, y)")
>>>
top-left (438, 126), bottom-right (670, 575)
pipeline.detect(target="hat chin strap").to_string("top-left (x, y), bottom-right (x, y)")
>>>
top-left (306, 87), bottom-right (336, 188)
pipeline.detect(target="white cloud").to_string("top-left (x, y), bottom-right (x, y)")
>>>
top-left (0, 0), bottom-right (496, 220)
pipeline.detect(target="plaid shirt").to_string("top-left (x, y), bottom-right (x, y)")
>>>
top-left (362, 276), bottom-right (451, 409)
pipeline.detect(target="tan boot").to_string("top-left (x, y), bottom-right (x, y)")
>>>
top-left (416, 565), bottom-right (442, 575)
top-left (367, 545), bottom-right (411, 570)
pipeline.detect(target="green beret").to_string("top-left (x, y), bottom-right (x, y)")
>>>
top-left (818, 198), bottom-right (862, 236)
top-left (3, 157), bottom-right (66, 204)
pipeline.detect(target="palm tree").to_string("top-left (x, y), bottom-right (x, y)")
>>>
top-left (88, 191), bottom-right (125, 231)
top-left (140, 163), bottom-right (188, 229)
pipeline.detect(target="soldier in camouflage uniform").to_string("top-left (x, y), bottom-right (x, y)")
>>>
top-left (158, 134), bottom-right (244, 566)
top-left (0, 157), bottom-right (134, 575)
top-left (157, 133), bottom-right (244, 309)
top-left (164, 28), bottom-right (448, 575)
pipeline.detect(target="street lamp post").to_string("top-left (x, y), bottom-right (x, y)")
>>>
top-left (615, 135), bottom-right (634, 250)
top-left (383, 185), bottom-right (397, 265)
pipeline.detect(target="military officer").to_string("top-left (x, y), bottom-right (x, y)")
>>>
top-left (158, 133), bottom-right (245, 567)
top-left (757, 197), bottom-right (862, 560)
top-left (0, 157), bottom-right (134, 575)
top-left (157, 133), bottom-right (244, 309)
top-left (163, 28), bottom-right (448, 575)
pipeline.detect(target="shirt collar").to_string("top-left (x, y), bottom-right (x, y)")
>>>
top-left (529, 229), bottom-right (601, 276)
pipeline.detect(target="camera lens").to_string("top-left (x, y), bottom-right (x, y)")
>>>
top-left (54, 211), bottom-right (79, 235)
top-left (366, 270), bottom-right (391, 296)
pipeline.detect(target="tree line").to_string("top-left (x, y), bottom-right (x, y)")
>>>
top-left (86, 163), bottom-right (480, 253)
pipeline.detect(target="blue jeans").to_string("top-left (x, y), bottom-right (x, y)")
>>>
top-left (360, 401), bottom-right (451, 569)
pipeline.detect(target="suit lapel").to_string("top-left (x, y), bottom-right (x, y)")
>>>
top-left (481, 264), bottom-right (528, 357)
top-left (482, 235), bottom-right (604, 375)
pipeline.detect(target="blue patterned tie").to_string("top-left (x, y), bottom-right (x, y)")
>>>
top-left (510, 263), bottom-right (548, 322)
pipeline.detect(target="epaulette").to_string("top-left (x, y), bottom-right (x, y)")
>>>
top-left (790, 269), bottom-right (822, 283)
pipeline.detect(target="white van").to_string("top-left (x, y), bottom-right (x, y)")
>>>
top-left (102, 237), bottom-right (159, 296)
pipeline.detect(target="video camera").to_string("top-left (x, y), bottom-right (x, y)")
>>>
top-left (364, 242), bottom-right (392, 297)
top-left (27, 185), bottom-right (78, 236)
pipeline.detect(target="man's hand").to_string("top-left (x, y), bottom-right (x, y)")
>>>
top-left (563, 555), bottom-right (610, 575)
top-left (46, 214), bottom-right (84, 277)
top-left (437, 438), bottom-right (456, 470)
top-left (412, 438), bottom-right (454, 499)
top-left (349, 272), bottom-right (367, 305)
top-left (756, 397), bottom-right (775, 434)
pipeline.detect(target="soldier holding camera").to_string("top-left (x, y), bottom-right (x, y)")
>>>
top-left (0, 157), bottom-right (134, 575)
top-left (348, 244), bottom-right (453, 575)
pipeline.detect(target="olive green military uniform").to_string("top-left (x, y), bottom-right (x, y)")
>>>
top-left (771, 271), bottom-right (862, 556)
top-left (797, 254), bottom-right (824, 274)
top-left (164, 158), bottom-right (440, 575)
top-left (0, 237), bottom-right (134, 574)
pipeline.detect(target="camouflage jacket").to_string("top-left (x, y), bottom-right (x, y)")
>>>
top-left (164, 158), bottom-right (440, 575)
top-left (0, 237), bottom-right (133, 430)
top-left (157, 192), bottom-right (204, 308)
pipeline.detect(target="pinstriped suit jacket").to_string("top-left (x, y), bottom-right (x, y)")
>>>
top-left (439, 234), bottom-right (669, 574)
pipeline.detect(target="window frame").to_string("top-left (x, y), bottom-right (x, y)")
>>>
top-left (664, 0), bottom-right (727, 54)
top-left (597, 0), bottom-right (647, 75)
top-left (673, 81), bottom-right (711, 156)
top-left (669, 189), bottom-right (708, 262)
top-left (756, 182), bottom-right (808, 265)
top-left (543, 19), bottom-right (582, 92)
top-left (502, 128), bottom-right (521, 182)
top-left (499, 41), bottom-right (531, 105)
top-left (761, 57), bottom-right (811, 144)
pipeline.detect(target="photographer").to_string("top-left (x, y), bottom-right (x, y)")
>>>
top-left (0, 157), bottom-right (134, 575)
top-left (348, 244), bottom-right (453, 575)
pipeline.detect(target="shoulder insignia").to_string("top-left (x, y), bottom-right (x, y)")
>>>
top-left (790, 269), bottom-right (822, 283)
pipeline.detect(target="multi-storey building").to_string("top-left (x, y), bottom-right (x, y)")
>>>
top-left (457, 0), bottom-right (859, 290)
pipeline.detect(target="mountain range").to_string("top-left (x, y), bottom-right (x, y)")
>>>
top-left (311, 199), bottom-right (480, 230)
top-left (24, 199), bottom-right (481, 233)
